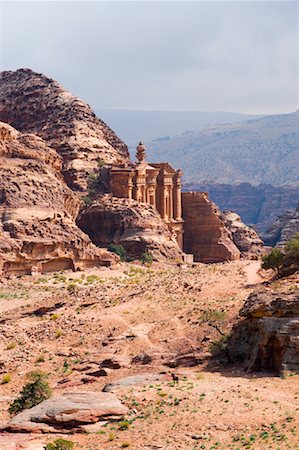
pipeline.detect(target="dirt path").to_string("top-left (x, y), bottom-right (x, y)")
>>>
top-left (243, 260), bottom-right (263, 285)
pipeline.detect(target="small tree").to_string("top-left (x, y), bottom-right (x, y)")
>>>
top-left (108, 243), bottom-right (126, 261)
top-left (9, 371), bottom-right (51, 415)
top-left (262, 248), bottom-right (285, 277)
top-left (285, 233), bottom-right (299, 259)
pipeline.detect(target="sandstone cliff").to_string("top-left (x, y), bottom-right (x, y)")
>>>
top-left (228, 288), bottom-right (299, 374)
top-left (0, 122), bottom-right (117, 277)
top-left (182, 192), bottom-right (240, 263)
top-left (77, 195), bottom-right (183, 262)
top-left (221, 210), bottom-right (264, 259)
top-left (262, 203), bottom-right (299, 247)
top-left (0, 69), bottom-right (130, 191)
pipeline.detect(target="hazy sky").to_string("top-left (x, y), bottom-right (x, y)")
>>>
top-left (1, 1), bottom-right (299, 114)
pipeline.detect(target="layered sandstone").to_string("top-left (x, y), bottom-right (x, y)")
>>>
top-left (0, 122), bottom-right (117, 277)
top-left (77, 195), bottom-right (183, 261)
top-left (221, 210), bottom-right (264, 258)
top-left (182, 192), bottom-right (240, 263)
top-left (0, 69), bottom-right (130, 191)
top-left (228, 288), bottom-right (299, 374)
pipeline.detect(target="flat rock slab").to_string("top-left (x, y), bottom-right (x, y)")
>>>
top-left (103, 373), bottom-right (170, 392)
top-left (3, 391), bottom-right (127, 433)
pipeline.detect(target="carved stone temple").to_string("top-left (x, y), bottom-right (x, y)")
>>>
top-left (109, 142), bottom-right (184, 248)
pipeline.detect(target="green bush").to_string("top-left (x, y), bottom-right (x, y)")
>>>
top-left (9, 371), bottom-right (51, 415)
top-left (45, 438), bottom-right (74, 450)
top-left (108, 243), bottom-right (126, 261)
top-left (262, 248), bottom-right (285, 277)
top-left (285, 233), bottom-right (299, 259)
top-left (141, 252), bottom-right (153, 266)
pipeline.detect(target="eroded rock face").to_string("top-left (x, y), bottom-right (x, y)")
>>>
top-left (0, 68), bottom-right (130, 191)
top-left (4, 391), bottom-right (127, 433)
top-left (263, 204), bottom-right (299, 247)
top-left (221, 210), bottom-right (264, 258)
top-left (182, 192), bottom-right (240, 263)
top-left (228, 289), bottom-right (299, 374)
top-left (0, 122), bottom-right (117, 277)
top-left (77, 195), bottom-right (183, 261)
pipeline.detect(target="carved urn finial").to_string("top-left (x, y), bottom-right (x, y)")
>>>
top-left (136, 142), bottom-right (147, 163)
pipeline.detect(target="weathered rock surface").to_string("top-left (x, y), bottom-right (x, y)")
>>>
top-left (221, 210), bottom-right (264, 258)
top-left (182, 192), bottom-right (240, 263)
top-left (0, 122), bottom-right (117, 277)
top-left (78, 195), bottom-right (183, 261)
top-left (228, 288), bottom-right (299, 374)
top-left (0, 68), bottom-right (130, 191)
top-left (263, 203), bottom-right (299, 247)
top-left (4, 392), bottom-right (127, 433)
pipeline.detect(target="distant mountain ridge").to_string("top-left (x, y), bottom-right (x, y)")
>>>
top-left (96, 109), bottom-right (263, 145)
top-left (144, 110), bottom-right (299, 187)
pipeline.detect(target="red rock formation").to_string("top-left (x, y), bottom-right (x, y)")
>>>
top-left (0, 122), bottom-right (117, 277)
top-left (77, 195), bottom-right (183, 261)
top-left (182, 192), bottom-right (240, 263)
top-left (0, 69), bottom-right (130, 191)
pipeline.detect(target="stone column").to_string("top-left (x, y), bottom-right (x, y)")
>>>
top-left (173, 170), bottom-right (182, 220)
top-left (169, 185), bottom-right (173, 219)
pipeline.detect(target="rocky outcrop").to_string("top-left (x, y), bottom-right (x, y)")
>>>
top-left (0, 68), bottom-right (130, 191)
top-left (262, 203), bottom-right (299, 247)
top-left (221, 210), bottom-right (264, 258)
top-left (182, 192), bottom-right (240, 263)
top-left (0, 122), bottom-right (117, 277)
top-left (77, 195), bottom-right (183, 261)
top-left (228, 288), bottom-right (299, 374)
top-left (4, 391), bottom-right (127, 433)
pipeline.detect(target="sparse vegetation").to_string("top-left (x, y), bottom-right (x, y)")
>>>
top-left (141, 252), bottom-right (153, 266)
top-left (1, 374), bottom-right (11, 384)
top-left (9, 371), bottom-right (51, 415)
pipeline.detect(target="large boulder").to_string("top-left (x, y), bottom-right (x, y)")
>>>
top-left (228, 288), bottom-right (299, 374)
top-left (221, 210), bottom-right (264, 258)
top-left (0, 68), bottom-right (130, 191)
top-left (78, 195), bottom-right (183, 261)
top-left (0, 122), bottom-right (117, 278)
top-left (4, 391), bottom-right (127, 433)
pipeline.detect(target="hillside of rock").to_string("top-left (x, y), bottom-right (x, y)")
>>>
top-left (77, 195), bottom-right (183, 261)
top-left (0, 122), bottom-right (117, 278)
top-left (147, 110), bottom-right (299, 186)
top-left (263, 203), bottom-right (299, 247)
top-left (184, 182), bottom-right (299, 232)
top-left (0, 69), bottom-right (130, 191)
top-left (228, 288), bottom-right (299, 374)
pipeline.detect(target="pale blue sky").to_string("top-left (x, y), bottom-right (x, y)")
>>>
top-left (1, 1), bottom-right (298, 114)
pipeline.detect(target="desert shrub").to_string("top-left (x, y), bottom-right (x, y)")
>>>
top-left (9, 371), bottom-right (51, 415)
top-left (108, 243), bottom-right (126, 261)
top-left (199, 309), bottom-right (226, 323)
top-left (82, 196), bottom-right (92, 208)
top-left (1, 374), bottom-right (11, 384)
top-left (262, 248), bottom-right (285, 277)
top-left (45, 438), bottom-right (74, 450)
top-left (285, 233), bottom-right (299, 259)
top-left (209, 335), bottom-right (228, 356)
top-left (67, 283), bottom-right (77, 294)
top-left (141, 252), bottom-right (153, 266)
